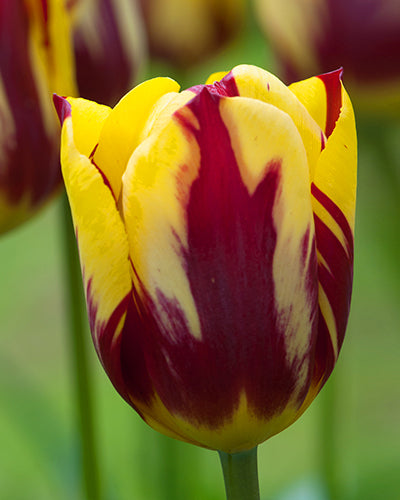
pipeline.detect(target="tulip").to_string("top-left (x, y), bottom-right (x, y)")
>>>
top-left (0, 0), bottom-right (76, 234)
top-left (254, 0), bottom-right (400, 114)
top-left (68, 0), bottom-right (146, 106)
top-left (55, 64), bottom-right (356, 455)
top-left (138, 0), bottom-right (244, 67)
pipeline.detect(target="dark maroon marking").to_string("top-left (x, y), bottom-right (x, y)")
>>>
top-left (89, 143), bottom-right (99, 159)
top-left (311, 182), bottom-right (353, 259)
top-left (320, 130), bottom-right (326, 151)
top-left (114, 87), bottom-right (319, 428)
top-left (0, 2), bottom-right (61, 208)
top-left (89, 156), bottom-right (115, 200)
top-left (307, 185), bottom-right (354, 390)
top-left (314, 213), bottom-right (353, 351)
top-left (189, 71), bottom-right (240, 98)
top-left (72, 0), bottom-right (139, 106)
top-left (53, 94), bottom-right (72, 125)
top-left (317, 68), bottom-right (343, 138)
top-left (84, 275), bottom-right (138, 407)
top-left (312, 311), bottom-right (336, 389)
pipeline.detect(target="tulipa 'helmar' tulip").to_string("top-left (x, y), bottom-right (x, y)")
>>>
top-left (68, 0), bottom-right (146, 106)
top-left (0, 0), bottom-right (76, 234)
top-left (138, 0), bottom-right (244, 67)
top-left (55, 64), bottom-right (357, 453)
top-left (254, 0), bottom-right (400, 114)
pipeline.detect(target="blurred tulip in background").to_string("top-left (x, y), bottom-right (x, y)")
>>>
top-left (55, 64), bottom-right (356, 458)
top-left (68, 0), bottom-right (146, 106)
top-left (138, 0), bottom-right (245, 67)
top-left (0, 0), bottom-right (76, 234)
top-left (0, 0), bottom-right (146, 236)
top-left (254, 0), bottom-right (400, 115)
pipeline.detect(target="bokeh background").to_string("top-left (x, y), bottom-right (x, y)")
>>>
top-left (1, 2), bottom-right (399, 499)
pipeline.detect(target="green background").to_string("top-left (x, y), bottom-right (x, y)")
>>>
top-left (1, 12), bottom-right (399, 500)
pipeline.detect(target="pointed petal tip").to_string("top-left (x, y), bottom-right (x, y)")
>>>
top-left (317, 68), bottom-right (343, 85)
top-left (53, 94), bottom-right (72, 125)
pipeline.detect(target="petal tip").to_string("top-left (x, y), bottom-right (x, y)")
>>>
top-left (317, 68), bottom-right (343, 85)
top-left (53, 94), bottom-right (72, 125)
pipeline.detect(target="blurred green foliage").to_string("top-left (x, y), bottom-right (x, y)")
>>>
top-left (1, 8), bottom-right (399, 500)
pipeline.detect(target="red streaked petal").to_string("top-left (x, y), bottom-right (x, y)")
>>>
top-left (317, 68), bottom-right (343, 138)
top-left (53, 93), bottom-right (72, 124)
top-left (189, 70), bottom-right (240, 97)
top-left (311, 183), bottom-right (354, 387)
top-left (120, 87), bottom-right (318, 434)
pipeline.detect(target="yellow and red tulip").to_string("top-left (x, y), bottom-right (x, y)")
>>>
top-left (138, 0), bottom-right (244, 67)
top-left (55, 64), bottom-right (357, 453)
top-left (254, 0), bottom-right (400, 114)
top-left (0, 0), bottom-right (76, 234)
top-left (68, 0), bottom-right (146, 106)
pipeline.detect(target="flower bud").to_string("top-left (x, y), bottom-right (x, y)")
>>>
top-left (68, 0), bottom-right (146, 106)
top-left (254, 0), bottom-right (400, 114)
top-left (56, 64), bottom-right (357, 453)
top-left (0, 0), bottom-right (76, 233)
top-left (138, 0), bottom-right (244, 67)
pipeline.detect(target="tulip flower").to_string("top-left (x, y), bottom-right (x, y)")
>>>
top-left (68, 0), bottom-right (146, 106)
top-left (254, 0), bottom-right (400, 114)
top-left (0, 0), bottom-right (76, 234)
top-left (55, 64), bottom-right (356, 463)
top-left (138, 0), bottom-right (244, 67)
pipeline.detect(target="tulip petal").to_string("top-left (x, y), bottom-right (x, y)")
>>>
top-left (70, 0), bottom-right (146, 105)
top-left (55, 95), bottom-right (111, 157)
top-left (119, 88), bottom-right (318, 449)
top-left (287, 73), bottom-right (356, 386)
top-left (59, 101), bottom-right (133, 390)
top-left (311, 85), bottom-right (356, 389)
top-left (289, 69), bottom-right (343, 140)
top-left (205, 71), bottom-right (229, 84)
top-left (92, 77), bottom-right (181, 199)
top-left (226, 64), bottom-right (325, 180)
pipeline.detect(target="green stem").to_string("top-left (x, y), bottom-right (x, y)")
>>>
top-left (218, 447), bottom-right (260, 500)
top-left (61, 191), bottom-right (101, 500)
top-left (158, 435), bottom-right (181, 500)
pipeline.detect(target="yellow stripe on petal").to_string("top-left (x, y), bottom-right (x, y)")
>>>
top-left (93, 77), bottom-right (181, 199)
top-left (60, 114), bottom-right (132, 351)
top-left (289, 76), bottom-right (328, 135)
top-left (26, 0), bottom-right (77, 135)
top-left (317, 284), bottom-right (339, 361)
top-left (122, 111), bottom-right (202, 340)
top-left (230, 64), bottom-right (324, 180)
top-left (65, 97), bottom-right (111, 157)
top-left (139, 90), bottom-right (196, 142)
top-left (313, 87), bottom-right (357, 232)
top-left (206, 71), bottom-right (229, 85)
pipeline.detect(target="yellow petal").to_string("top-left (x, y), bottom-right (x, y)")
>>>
top-left (60, 112), bottom-right (132, 353)
top-left (138, 90), bottom-right (196, 142)
top-left (206, 71), bottom-right (229, 85)
top-left (121, 109), bottom-right (203, 340)
top-left (93, 77), bottom-right (181, 199)
top-left (312, 86), bottom-right (357, 233)
top-left (289, 75), bottom-right (329, 135)
top-left (230, 64), bottom-right (324, 180)
top-left (65, 97), bottom-right (111, 157)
